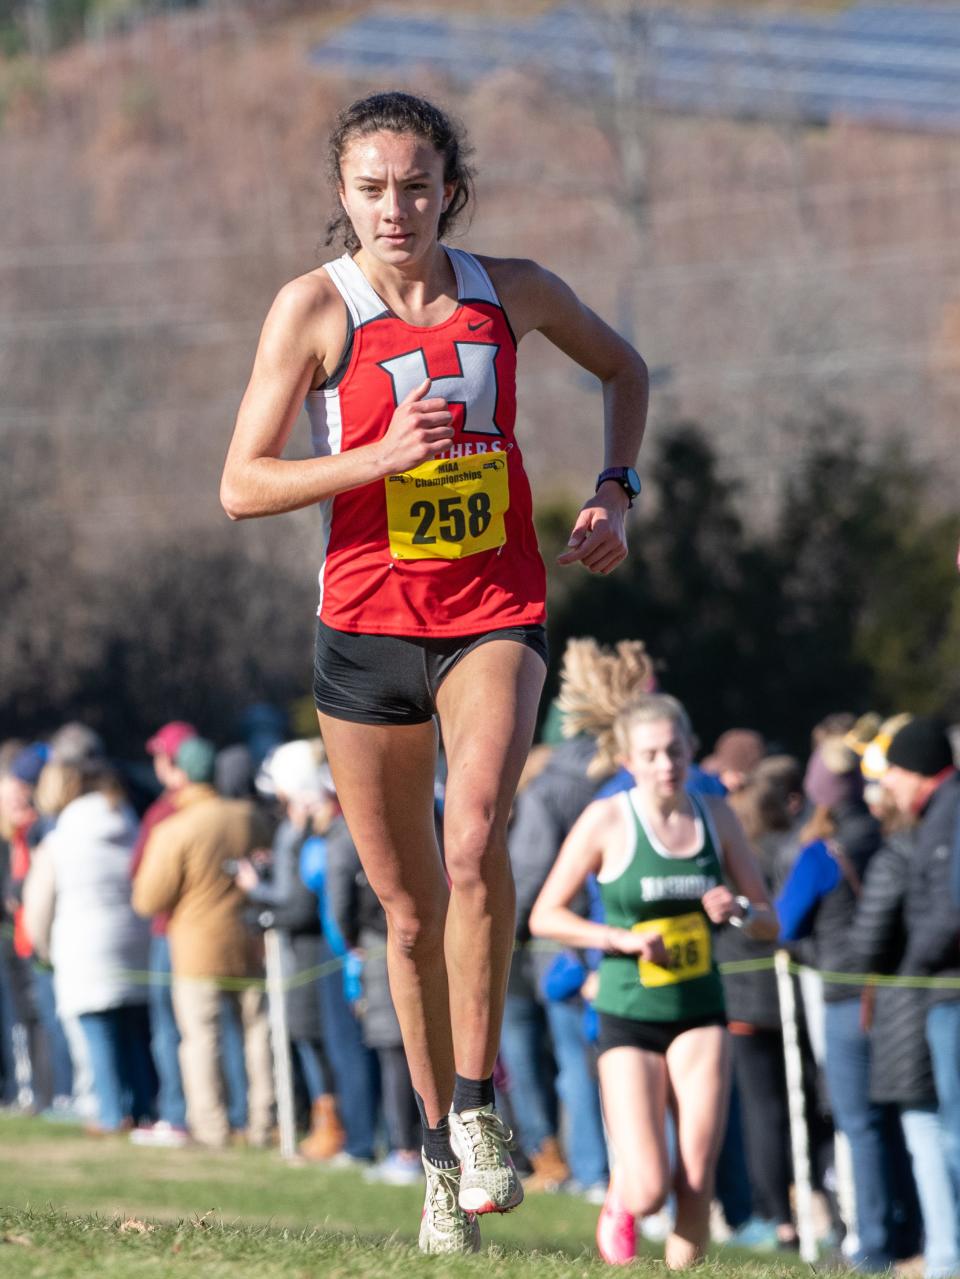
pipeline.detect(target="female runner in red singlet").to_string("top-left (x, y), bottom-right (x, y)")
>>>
top-left (221, 91), bottom-right (649, 1254)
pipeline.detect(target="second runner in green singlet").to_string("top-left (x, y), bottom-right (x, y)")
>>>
top-left (530, 688), bottom-right (777, 1270)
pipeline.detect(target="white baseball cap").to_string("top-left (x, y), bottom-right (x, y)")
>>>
top-left (256, 739), bottom-right (334, 801)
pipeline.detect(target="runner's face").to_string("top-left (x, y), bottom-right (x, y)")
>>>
top-left (625, 719), bottom-right (692, 799)
top-left (338, 131), bottom-right (454, 265)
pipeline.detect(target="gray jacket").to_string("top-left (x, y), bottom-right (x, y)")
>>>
top-left (508, 737), bottom-right (599, 994)
top-left (325, 817), bottom-right (400, 1050)
top-left (246, 819), bottom-right (322, 1042)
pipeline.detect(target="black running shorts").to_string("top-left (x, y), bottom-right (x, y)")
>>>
top-left (596, 1010), bottom-right (728, 1057)
top-left (313, 619), bottom-right (549, 726)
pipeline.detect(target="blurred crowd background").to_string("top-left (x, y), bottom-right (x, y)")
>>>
top-left (1, 692), bottom-right (959, 1269)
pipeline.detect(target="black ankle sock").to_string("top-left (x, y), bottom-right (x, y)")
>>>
top-left (415, 1092), bottom-right (458, 1168)
top-left (421, 1117), bottom-right (458, 1169)
top-left (452, 1073), bottom-right (494, 1113)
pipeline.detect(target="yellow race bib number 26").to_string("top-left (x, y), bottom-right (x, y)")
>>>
top-left (636, 912), bottom-right (711, 988)
top-left (385, 450), bottom-right (510, 560)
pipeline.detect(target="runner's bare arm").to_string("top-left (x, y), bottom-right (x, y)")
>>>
top-left (702, 797), bottom-right (780, 941)
top-left (485, 257), bottom-right (649, 575)
top-left (220, 276), bottom-right (454, 519)
top-left (530, 798), bottom-right (666, 960)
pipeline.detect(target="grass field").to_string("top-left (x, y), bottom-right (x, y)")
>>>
top-left (0, 1115), bottom-right (805, 1277)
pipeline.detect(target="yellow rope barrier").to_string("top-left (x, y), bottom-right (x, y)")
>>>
top-left (3, 931), bottom-right (957, 995)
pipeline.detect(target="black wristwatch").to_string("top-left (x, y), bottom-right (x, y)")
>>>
top-left (596, 466), bottom-right (642, 508)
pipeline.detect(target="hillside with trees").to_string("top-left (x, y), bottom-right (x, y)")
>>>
top-left (1, 1), bottom-right (957, 750)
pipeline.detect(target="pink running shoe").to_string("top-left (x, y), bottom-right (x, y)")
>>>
top-left (596, 1188), bottom-right (637, 1265)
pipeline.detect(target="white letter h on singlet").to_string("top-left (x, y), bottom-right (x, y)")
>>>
top-left (380, 343), bottom-right (503, 437)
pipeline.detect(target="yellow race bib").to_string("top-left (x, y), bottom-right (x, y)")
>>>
top-left (636, 912), bottom-right (711, 988)
top-left (384, 450), bottom-right (510, 561)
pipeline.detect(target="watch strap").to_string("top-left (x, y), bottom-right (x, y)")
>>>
top-left (596, 467), bottom-right (641, 507)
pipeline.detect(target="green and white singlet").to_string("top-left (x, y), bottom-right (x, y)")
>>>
top-left (594, 789), bottom-right (727, 1023)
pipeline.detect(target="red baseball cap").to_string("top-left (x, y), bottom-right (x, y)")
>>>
top-left (146, 721), bottom-right (198, 758)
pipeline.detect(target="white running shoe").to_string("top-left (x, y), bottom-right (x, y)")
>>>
top-left (449, 1104), bottom-right (524, 1215)
top-left (129, 1120), bottom-right (190, 1149)
top-left (364, 1150), bottom-right (423, 1186)
top-left (418, 1153), bottom-right (481, 1255)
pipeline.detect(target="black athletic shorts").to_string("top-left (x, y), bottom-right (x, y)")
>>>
top-left (596, 1010), bottom-right (728, 1057)
top-left (313, 619), bottom-right (548, 726)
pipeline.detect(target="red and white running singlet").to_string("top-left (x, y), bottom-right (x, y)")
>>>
top-left (305, 247), bottom-right (547, 637)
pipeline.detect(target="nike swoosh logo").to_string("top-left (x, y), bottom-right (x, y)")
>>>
top-left (467, 318), bottom-right (491, 331)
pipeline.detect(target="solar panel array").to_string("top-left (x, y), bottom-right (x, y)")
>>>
top-left (309, 3), bottom-right (960, 133)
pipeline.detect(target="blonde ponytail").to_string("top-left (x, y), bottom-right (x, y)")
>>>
top-left (557, 638), bottom-right (659, 778)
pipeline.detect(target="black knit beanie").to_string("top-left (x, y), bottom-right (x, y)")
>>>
top-left (886, 716), bottom-right (954, 777)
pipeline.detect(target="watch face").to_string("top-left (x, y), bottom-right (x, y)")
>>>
top-left (597, 467), bottom-right (642, 499)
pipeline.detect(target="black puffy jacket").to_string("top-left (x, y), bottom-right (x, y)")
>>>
top-left (810, 802), bottom-right (882, 1003)
top-left (849, 836), bottom-right (935, 1107)
top-left (902, 773), bottom-right (960, 1007)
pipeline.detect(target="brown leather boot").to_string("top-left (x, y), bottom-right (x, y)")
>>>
top-left (522, 1135), bottom-right (570, 1192)
top-left (299, 1094), bottom-right (345, 1162)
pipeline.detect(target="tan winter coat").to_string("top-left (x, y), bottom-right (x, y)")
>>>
top-left (132, 784), bottom-right (272, 979)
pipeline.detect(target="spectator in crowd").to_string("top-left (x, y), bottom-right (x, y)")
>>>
top-left (326, 805), bottom-right (423, 1184)
top-left (687, 739), bottom-right (766, 1243)
top-left (0, 739), bottom-right (29, 1105)
top-left (0, 789), bottom-right (14, 1104)
top-left (215, 745), bottom-right (256, 801)
top-left (760, 747), bottom-right (838, 1190)
top-left (300, 805), bottom-right (380, 1167)
top-left (23, 758), bottom-right (155, 1134)
top-left (238, 739), bottom-right (344, 1163)
top-left (700, 730), bottom-right (766, 796)
top-left (32, 740), bottom-right (105, 1122)
top-left (850, 819), bottom-right (959, 1279)
top-left (210, 742), bottom-right (263, 1140)
top-left (719, 766), bottom-right (802, 1251)
top-left (0, 742), bottom-right (72, 1113)
top-left (129, 720), bottom-right (197, 1148)
top-left (132, 736), bottom-right (275, 1149)
top-left (688, 731), bottom-right (768, 1241)
top-left (750, 756), bottom-right (807, 840)
top-left (47, 723), bottom-right (106, 771)
top-left (503, 727), bottom-right (608, 1198)
top-left (741, 753), bottom-right (842, 1242)
top-left (813, 714), bottom-right (858, 748)
top-left (778, 734), bottom-right (919, 1271)
top-left (238, 704), bottom-right (288, 772)
top-left (131, 727), bottom-right (252, 1147)
top-left (881, 719), bottom-right (960, 1210)
top-left (859, 715), bottom-right (913, 835)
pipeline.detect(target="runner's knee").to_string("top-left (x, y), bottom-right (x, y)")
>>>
top-left (385, 906), bottom-right (445, 962)
top-left (444, 811), bottom-right (508, 891)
